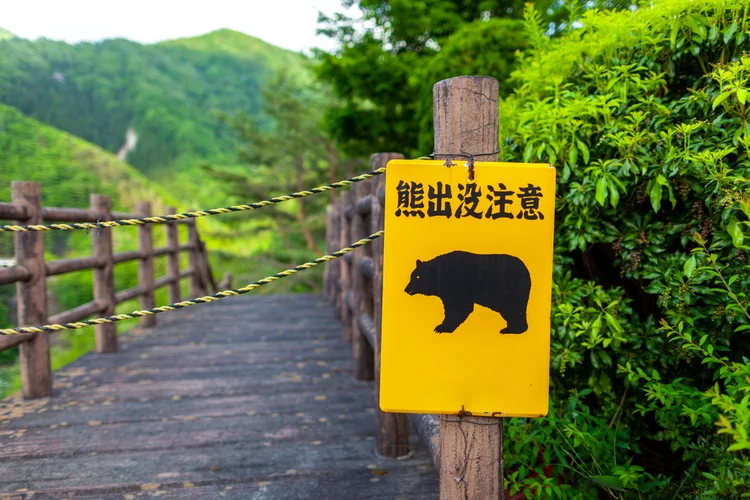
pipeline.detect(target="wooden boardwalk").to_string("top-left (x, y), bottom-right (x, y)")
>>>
top-left (0, 294), bottom-right (438, 499)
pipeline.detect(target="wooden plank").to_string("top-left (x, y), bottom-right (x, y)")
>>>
top-left (0, 201), bottom-right (27, 220)
top-left (357, 312), bottom-right (376, 348)
top-left (0, 265), bottom-right (31, 285)
top-left (0, 294), bottom-right (439, 498)
top-left (115, 285), bottom-right (144, 305)
top-left (91, 194), bottom-right (117, 353)
top-left (154, 274), bottom-right (177, 289)
top-left (138, 201), bottom-right (156, 327)
top-left (355, 194), bottom-right (373, 216)
top-left (410, 414), bottom-right (441, 469)
top-left (45, 256), bottom-right (102, 276)
top-left (370, 152), bottom-right (410, 458)
top-left (339, 191), bottom-right (353, 343)
top-left (41, 206), bottom-right (96, 222)
top-left (112, 250), bottom-right (143, 264)
top-left (12, 181), bottom-right (51, 399)
top-left (48, 300), bottom-right (106, 325)
top-left (434, 76), bottom-right (504, 500)
top-left (110, 211), bottom-right (138, 220)
top-left (350, 181), bottom-right (374, 381)
top-left (0, 331), bottom-right (36, 352)
top-left (165, 206), bottom-right (181, 303)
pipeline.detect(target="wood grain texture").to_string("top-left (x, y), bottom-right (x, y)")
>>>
top-left (91, 194), bottom-right (117, 353)
top-left (187, 220), bottom-right (204, 297)
top-left (339, 191), bottom-right (353, 343)
top-left (0, 294), bottom-right (439, 498)
top-left (350, 181), bottom-right (374, 382)
top-left (370, 152), bottom-right (410, 458)
top-left (138, 201), bottom-right (156, 328)
top-left (12, 181), bottom-right (51, 399)
top-left (434, 76), bottom-right (504, 500)
top-left (165, 206), bottom-right (181, 304)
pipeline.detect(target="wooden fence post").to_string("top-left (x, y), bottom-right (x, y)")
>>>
top-left (351, 181), bottom-right (375, 381)
top-left (371, 152), bottom-right (410, 457)
top-left (187, 220), bottom-right (203, 297)
top-left (339, 191), bottom-right (353, 343)
top-left (91, 194), bottom-right (117, 353)
top-left (434, 76), bottom-right (504, 500)
top-left (332, 200), bottom-right (343, 319)
top-left (137, 201), bottom-right (156, 327)
top-left (165, 206), bottom-right (181, 303)
top-left (13, 181), bottom-right (52, 399)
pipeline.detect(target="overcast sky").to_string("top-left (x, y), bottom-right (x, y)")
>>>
top-left (0, 0), bottom-right (356, 53)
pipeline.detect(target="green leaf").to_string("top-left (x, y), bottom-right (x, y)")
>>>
top-left (608, 178), bottom-right (620, 207)
top-left (713, 91), bottom-right (733, 110)
top-left (596, 177), bottom-right (608, 206)
top-left (669, 23), bottom-right (680, 48)
top-left (568, 146), bottom-right (578, 166)
top-left (649, 181), bottom-right (662, 213)
top-left (724, 22), bottom-right (738, 44)
top-left (523, 142), bottom-right (535, 162)
top-left (591, 475), bottom-right (627, 491)
top-left (577, 139), bottom-right (590, 164)
top-left (709, 24), bottom-right (719, 42)
top-left (737, 88), bottom-right (747, 105)
top-left (728, 217), bottom-right (744, 248)
top-left (684, 255), bottom-right (697, 278)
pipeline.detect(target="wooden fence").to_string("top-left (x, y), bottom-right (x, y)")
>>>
top-left (0, 182), bottom-right (222, 400)
top-left (324, 76), bottom-right (505, 499)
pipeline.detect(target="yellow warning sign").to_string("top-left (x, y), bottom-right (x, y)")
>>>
top-left (380, 159), bottom-right (556, 417)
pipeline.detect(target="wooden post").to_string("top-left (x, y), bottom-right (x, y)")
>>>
top-left (165, 206), bottom-right (181, 303)
top-left (91, 194), bottom-right (117, 353)
top-left (137, 201), bottom-right (156, 327)
top-left (434, 76), bottom-right (504, 500)
top-left (339, 190), bottom-right (353, 342)
top-left (324, 206), bottom-right (333, 298)
top-left (333, 201), bottom-right (343, 319)
top-left (351, 181), bottom-right (375, 381)
top-left (371, 152), bottom-right (409, 457)
top-left (13, 181), bottom-right (52, 399)
top-left (187, 219), bottom-right (203, 297)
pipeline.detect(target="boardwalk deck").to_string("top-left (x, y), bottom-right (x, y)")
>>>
top-left (0, 294), bottom-right (438, 499)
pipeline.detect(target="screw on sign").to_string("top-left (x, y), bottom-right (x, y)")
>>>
top-left (380, 159), bottom-right (556, 418)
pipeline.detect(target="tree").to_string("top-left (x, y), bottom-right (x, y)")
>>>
top-left (314, 0), bottom-right (557, 158)
top-left (209, 71), bottom-right (340, 256)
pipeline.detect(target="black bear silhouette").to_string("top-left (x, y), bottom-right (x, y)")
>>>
top-left (404, 251), bottom-right (531, 334)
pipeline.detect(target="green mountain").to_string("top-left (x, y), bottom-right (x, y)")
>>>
top-left (0, 30), bottom-right (310, 178)
top-left (0, 28), bottom-right (14, 40)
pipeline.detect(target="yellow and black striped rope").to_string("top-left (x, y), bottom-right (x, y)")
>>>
top-left (0, 168), bottom-right (386, 233)
top-left (0, 231), bottom-right (383, 336)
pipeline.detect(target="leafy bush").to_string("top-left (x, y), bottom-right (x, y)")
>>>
top-left (499, 1), bottom-right (750, 497)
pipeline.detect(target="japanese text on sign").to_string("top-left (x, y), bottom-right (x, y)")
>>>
top-left (395, 181), bottom-right (545, 220)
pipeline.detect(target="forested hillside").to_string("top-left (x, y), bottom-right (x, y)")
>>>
top-left (0, 28), bottom-right (14, 40)
top-left (0, 29), bottom-right (309, 176)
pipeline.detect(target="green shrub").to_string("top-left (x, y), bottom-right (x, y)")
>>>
top-left (500, 1), bottom-right (750, 497)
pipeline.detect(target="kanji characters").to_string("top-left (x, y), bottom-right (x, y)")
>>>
top-left (516, 183), bottom-right (544, 220)
top-left (393, 180), bottom-right (545, 220)
top-left (485, 183), bottom-right (515, 220)
top-left (395, 180), bottom-right (425, 217)
top-left (428, 182), bottom-right (453, 218)
top-left (455, 183), bottom-right (483, 219)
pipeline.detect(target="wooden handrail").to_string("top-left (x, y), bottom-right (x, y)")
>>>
top-left (48, 300), bottom-right (106, 325)
top-left (0, 265), bottom-right (31, 285)
top-left (45, 256), bottom-right (103, 276)
top-left (1, 184), bottom-right (218, 401)
top-left (112, 250), bottom-right (142, 264)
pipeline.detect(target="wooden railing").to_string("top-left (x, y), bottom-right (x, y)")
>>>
top-left (0, 181), bottom-right (220, 399)
top-left (324, 76), bottom-right (504, 499)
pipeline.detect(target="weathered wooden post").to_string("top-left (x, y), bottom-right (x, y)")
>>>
top-left (91, 194), bottom-right (117, 353)
top-left (434, 76), bottom-right (505, 499)
top-left (165, 206), bottom-right (181, 303)
top-left (351, 180), bottom-right (375, 381)
top-left (339, 190), bottom-right (353, 342)
top-left (187, 219), bottom-right (203, 297)
top-left (137, 201), bottom-right (156, 327)
top-left (13, 181), bottom-right (52, 398)
top-left (371, 152), bottom-right (410, 457)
